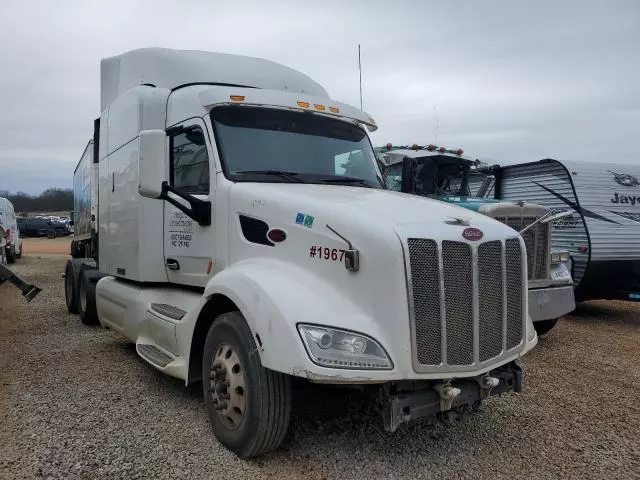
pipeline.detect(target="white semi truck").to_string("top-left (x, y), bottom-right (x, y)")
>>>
top-left (65, 48), bottom-right (538, 458)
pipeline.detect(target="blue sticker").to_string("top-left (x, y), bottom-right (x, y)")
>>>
top-left (629, 293), bottom-right (640, 300)
top-left (295, 212), bottom-right (305, 224)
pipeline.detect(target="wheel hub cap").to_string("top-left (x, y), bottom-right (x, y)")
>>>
top-left (209, 343), bottom-right (246, 429)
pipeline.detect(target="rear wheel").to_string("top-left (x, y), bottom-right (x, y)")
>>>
top-left (77, 269), bottom-right (99, 325)
top-left (202, 311), bottom-right (291, 458)
top-left (534, 318), bottom-right (558, 336)
top-left (64, 260), bottom-right (82, 314)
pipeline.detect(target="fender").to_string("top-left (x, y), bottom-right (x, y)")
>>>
top-left (178, 258), bottom-right (388, 381)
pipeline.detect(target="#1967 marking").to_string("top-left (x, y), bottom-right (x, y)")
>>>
top-left (309, 246), bottom-right (346, 261)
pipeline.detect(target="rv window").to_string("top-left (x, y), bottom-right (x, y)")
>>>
top-left (169, 127), bottom-right (210, 195)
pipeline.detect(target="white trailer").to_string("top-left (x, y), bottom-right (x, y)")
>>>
top-left (474, 159), bottom-right (640, 302)
top-left (64, 48), bottom-right (538, 458)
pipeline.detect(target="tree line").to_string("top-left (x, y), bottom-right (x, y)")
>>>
top-left (0, 188), bottom-right (73, 214)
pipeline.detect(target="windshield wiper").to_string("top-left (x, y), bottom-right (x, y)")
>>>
top-left (234, 170), bottom-right (305, 183)
top-left (318, 176), bottom-right (375, 188)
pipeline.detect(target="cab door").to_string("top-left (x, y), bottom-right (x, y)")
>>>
top-left (163, 118), bottom-right (215, 287)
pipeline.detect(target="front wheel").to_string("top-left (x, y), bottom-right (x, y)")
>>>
top-left (534, 318), bottom-right (559, 336)
top-left (202, 311), bottom-right (291, 458)
top-left (46, 230), bottom-right (56, 239)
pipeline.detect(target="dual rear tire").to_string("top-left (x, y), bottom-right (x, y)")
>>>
top-left (64, 259), bottom-right (99, 325)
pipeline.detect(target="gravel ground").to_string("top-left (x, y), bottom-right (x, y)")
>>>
top-left (1, 254), bottom-right (639, 479)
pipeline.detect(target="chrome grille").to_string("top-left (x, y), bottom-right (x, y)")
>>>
top-left (407, 239), bottom-right (442, 365)
top-left (495, 216), bottom-right (550, 281)
top-left (407, 237), bottom-right (525, 371)
top-left (442, 241), bottom-right (473, 365)
top-left (506, 239), bottom-right (524, 349)
top-left (478, 241), bottom-right (504, 361)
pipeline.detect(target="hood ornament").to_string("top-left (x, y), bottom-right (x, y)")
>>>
top-left (445, 216), bottom-right (471, 226)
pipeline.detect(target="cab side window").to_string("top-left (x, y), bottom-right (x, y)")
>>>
top-left (170, 127), bottom-right (210, 194)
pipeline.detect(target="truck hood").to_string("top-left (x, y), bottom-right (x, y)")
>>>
top-left (438, 195), bottom-right (501, 212)
top-left (437, 195), bottom-right (549, 218)
top-left (230, 183), bottom-right (508, 231)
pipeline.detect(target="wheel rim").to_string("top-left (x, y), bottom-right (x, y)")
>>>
top-left (79, 277), bottom-right (87, 313)
top-left (209, 343), bottom-right (246, 430)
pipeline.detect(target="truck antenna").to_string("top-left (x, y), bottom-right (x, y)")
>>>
top-left (433, 104), bottom-right (439, 144)
top-left (358, 44), bottom-right (363, 110)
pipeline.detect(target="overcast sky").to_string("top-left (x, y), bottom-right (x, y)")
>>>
top-left (0, 0), bottom-right (638, 194)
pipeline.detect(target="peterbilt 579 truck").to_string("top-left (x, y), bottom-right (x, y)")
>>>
top-left (65, 48), bottom-right (538, 458)
top-left (376, 145), bottom-right (576, 335)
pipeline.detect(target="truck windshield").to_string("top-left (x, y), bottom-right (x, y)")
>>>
top-left (383, 155), bottom-right (473, 196)
top-left (212, 106), bottom-right (383, 188)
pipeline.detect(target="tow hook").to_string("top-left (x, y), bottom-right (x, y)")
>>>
top-left (433, 382), bottom-right (461, 411)
top-left (475, 375), bottom-right (500, 399)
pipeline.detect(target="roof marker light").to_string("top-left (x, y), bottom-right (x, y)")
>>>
top-left (329, 106), bottom-right (340, 113)
top-left (427, 144), bottom-right (436, 151)
top-left (314, 104), bottom-right (326, 111)
top-left (456, 149), bottom-right (464, 155)
top-left (438, 146), bottom-right (446, 153)
top-left (297, 101), bottom-right (310, 108)
top-left (385, 143), bottom-right (393, 149)
top-left (230, 95), bottom-right (245, 102)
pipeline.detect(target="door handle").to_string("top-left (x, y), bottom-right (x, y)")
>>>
top-left (166, 258), bottom-right (180, 271)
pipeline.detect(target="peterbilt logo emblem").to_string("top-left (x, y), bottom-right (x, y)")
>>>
top-left (609, 170), bottom-right (639, 187)
top-left (462, 227), bottom-right (483, 241)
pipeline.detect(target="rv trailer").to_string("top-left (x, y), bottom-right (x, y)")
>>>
top-left (471, 158), bottom-right (640, 302)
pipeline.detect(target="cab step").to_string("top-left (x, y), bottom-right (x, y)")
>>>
top-left (137, 343), bottom-right (174, 368)
top-left (150, 303), bottom-right (186, 320)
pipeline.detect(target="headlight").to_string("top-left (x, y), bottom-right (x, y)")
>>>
top-left (551, 251), bottom-right (570, 264)
top-left (297, 324), bottom-right (393, 370)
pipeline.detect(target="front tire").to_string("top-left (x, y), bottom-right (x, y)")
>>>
top-left (46, 230), bottom-right (56, 239)
top-left (534, 318), bottom-right (558, 336)
top-left (202, 311), bottom-right (291, 458)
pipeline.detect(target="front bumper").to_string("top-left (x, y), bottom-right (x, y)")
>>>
top-left (528, 284), bottom-right (575, 322)
top-left (378, 361), bottom-right (522, 432)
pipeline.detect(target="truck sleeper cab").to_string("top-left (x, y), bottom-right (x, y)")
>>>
top-left (65, 48), bottom-right (537, 458)
top-left (376, 145), bottom-right (576, 335)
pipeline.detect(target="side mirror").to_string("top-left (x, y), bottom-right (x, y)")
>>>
top-left (400, 157), bottom-right (416, 193)
top-left (138, 130), bottom-right (168, 199)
